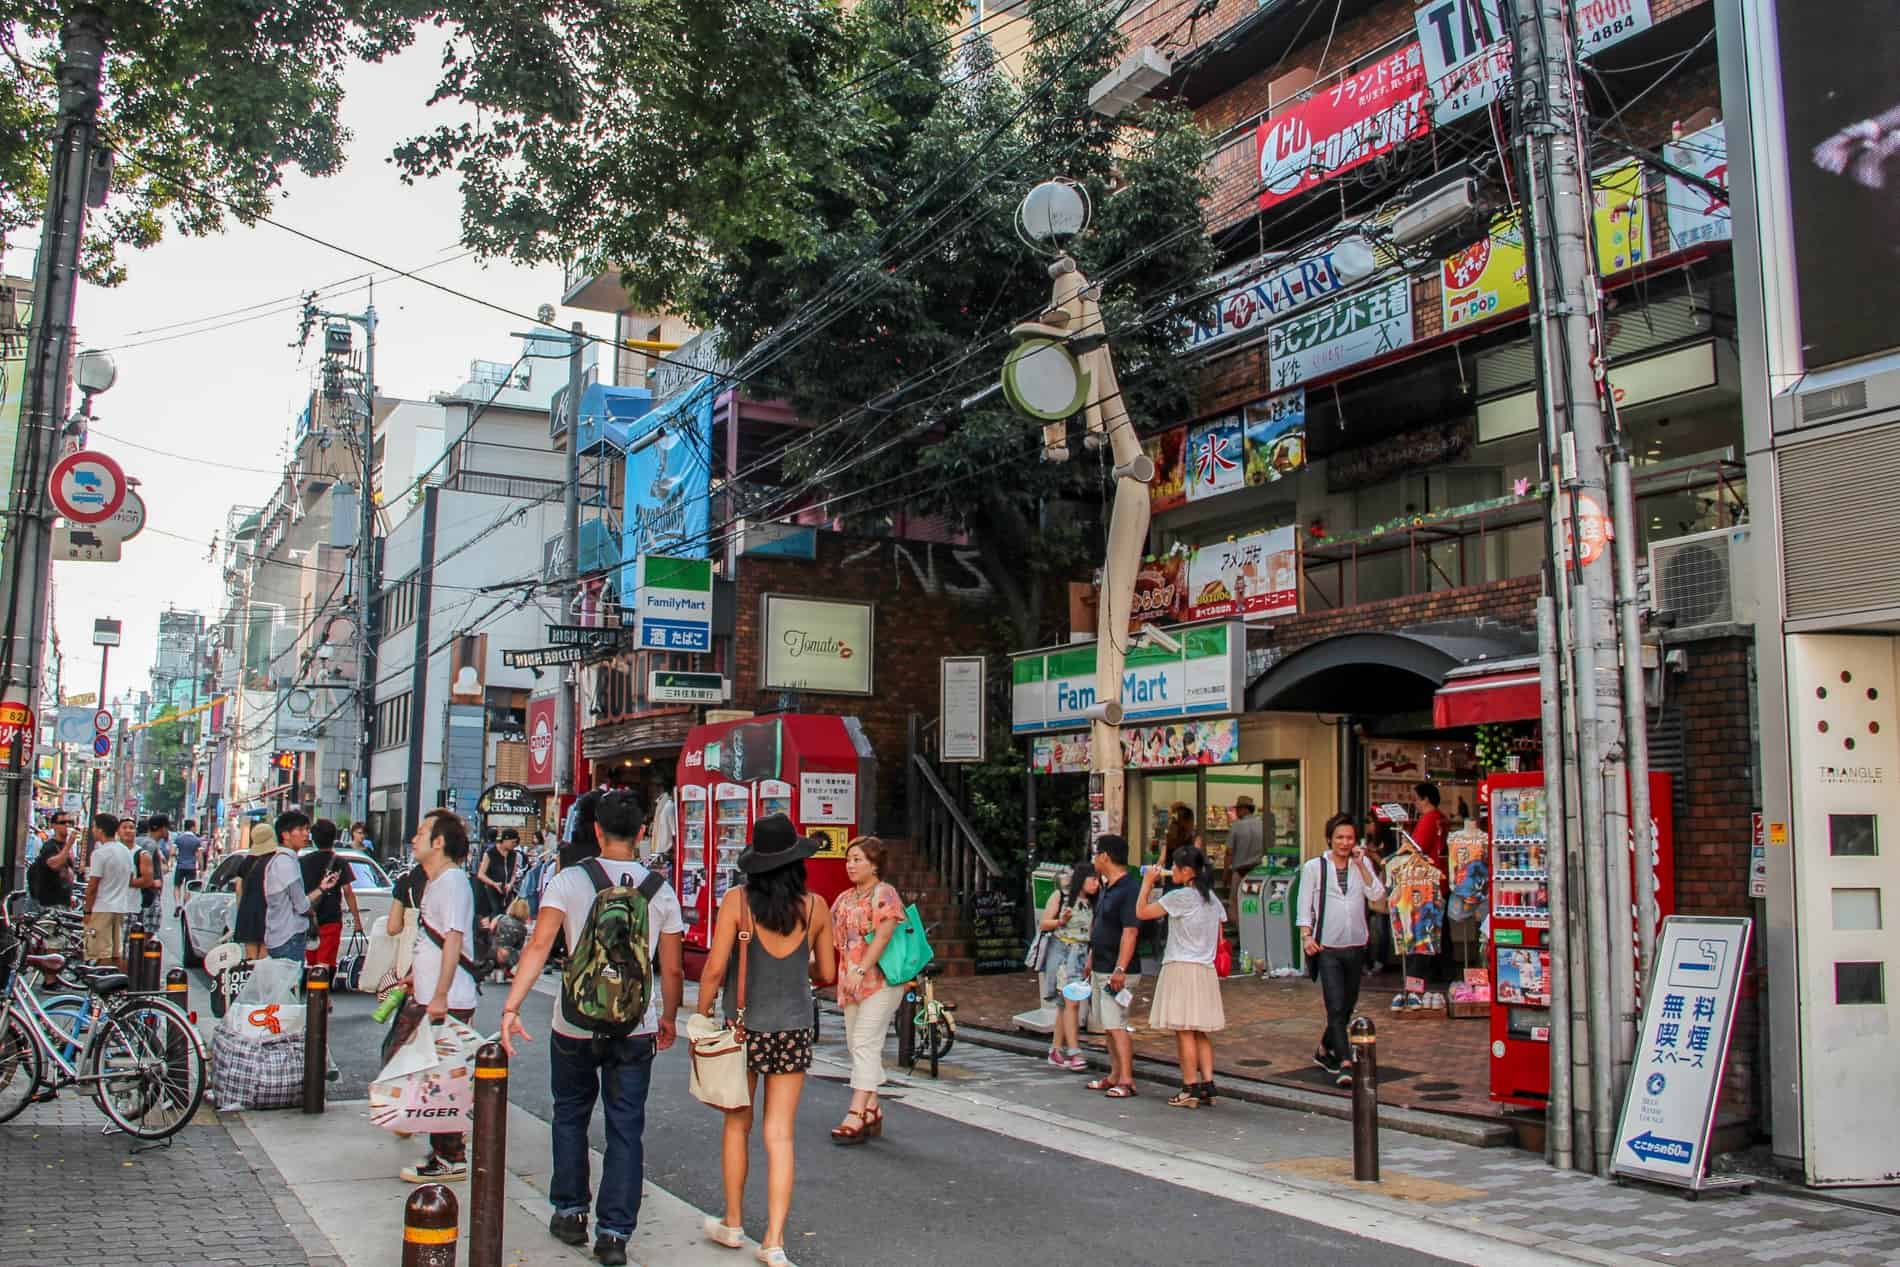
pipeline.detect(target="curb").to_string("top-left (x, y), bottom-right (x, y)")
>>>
top-left (952, 1021), bottom-right (1516, 1149)
top-left (222, 1110), bottom-right (348, 1267)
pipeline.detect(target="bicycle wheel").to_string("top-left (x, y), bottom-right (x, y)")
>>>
top-left (86, 1001), bottom-right (205, 1140)
top-left (0, 1012), bottom-right (43, 1126)
top-left (37, 996), bottom-right (93, 1069)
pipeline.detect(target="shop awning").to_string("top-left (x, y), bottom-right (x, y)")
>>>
top-left (1432, 656), bottom-right (1542, 729)
top-left (1246, 625), bottom-right (1538, 716)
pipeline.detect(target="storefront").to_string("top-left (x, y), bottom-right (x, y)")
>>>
top-left (578, 647), bottom-right (699, 808)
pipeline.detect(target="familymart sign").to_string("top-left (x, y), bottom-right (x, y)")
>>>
top-left (1010, 621), bottom-right (1245, 735)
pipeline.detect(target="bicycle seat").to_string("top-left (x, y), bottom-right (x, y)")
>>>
top-left (69, 963), bottom-right (129, 993)
top-left (23, 952), bottom-right (65, 975)
top-left (919, 961), bottom-right (945, 979)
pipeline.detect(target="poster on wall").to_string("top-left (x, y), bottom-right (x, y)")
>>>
top-left (939, 656), bottom-right (986, 763)
top-left (1184, 525), bottom-right (1299, 621)
top-left (1128, 554), bottom-right (1189, 629)
top-left (1145, 427), bottom-right (1187, 511)
top-left (1185, 245), bottom-right (1377, 353)
top-left (1269, 276), bottom-right (1413, 392)
top-left (1186, 413), bottom-right (1245, 501)
top-left (1664, 122), bottom-right (1731, 252)
top-left (1243, 390), bottom-right (1306, 485)
top-left (1119, 717), bottom-right (1241, 769)
top-left (1030, 733), bottom-right (1093, 775)
top-left (1256, 43), bottom-right (1431, 212)
top-left (761, 594), bottom-right (874, 695)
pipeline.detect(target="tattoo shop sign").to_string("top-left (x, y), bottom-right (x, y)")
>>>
top-left (1414, 0), bottom-right (1655, 126)
top-left (1268, 277), bottom-right (1414, 392)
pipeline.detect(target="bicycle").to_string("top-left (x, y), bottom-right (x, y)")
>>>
top-left (902, 961), bottom-right (957, 1079)
top-left (0, 929), bottom-right (207, 1141)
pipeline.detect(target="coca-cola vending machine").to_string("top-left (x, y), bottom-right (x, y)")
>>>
top-left (674, 714), bottom-right (877, 968)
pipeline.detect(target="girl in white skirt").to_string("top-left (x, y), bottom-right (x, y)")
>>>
top-left (1137, 845), bottom-right (1226, 1107)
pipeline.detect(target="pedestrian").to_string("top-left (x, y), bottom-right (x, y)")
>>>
top-left (129, 816), bottom-right (165, 932)
top-left (28, 818), bottom-right (77, 912)
top-left (1297, 813), bottom-right (1387, 1088)
top-left (170, 818), bottom-right (205, 914)
top-left (827, 837), bottom-right (906, 1145)
top-left (233, 822), bottom-right (279, 959)
top-left (81, 813), bottom-right (135, 969)
top-left (300, 818), bottom-right (363, 969)
top-left (387, 836), bottom-right (425, 938)
top-left (695, 814), bottom-right (837, 1265)
top-left (1083, 835), bottom-right (1142, 1099)
top-left (349, 821), bottom-right (375, 860)
top-left (398, 808), bottom-right (481, 1186)
top-left (1411, 781), bottom-right (1447, 867)
top-left (483, 898), bottom-right (530, 982)
top-left (644, 774), bottom-right (676, 864)
top-left (1137, 844), bottom-right (1227, 1107)
top-left (498, 790), bottom-right (683, 1266)
top-left (1224, 795), bottom-right (1264, 925)
top-left (1039, 865), bottom-right (1096, 1071)
top-left (475, 828), bottom-right (523, 919)
top-left (261, 810), bottom-right (336, 963)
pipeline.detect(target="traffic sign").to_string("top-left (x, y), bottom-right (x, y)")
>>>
top-left (52, 524), bottom-right (121, 562)
top-left (93, 709), bottom-right (113, 733)
top-left (96, 489), bottom-right (146, 542)
top-left (47, 450), bottom-right (127, 524)
top-left (92, 733), bottom-right (111, 757)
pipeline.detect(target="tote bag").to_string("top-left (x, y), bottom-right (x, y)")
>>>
top-left (688, 907), bottom-right (752, 1112)
top-left (877, 902), bottom-right (933, 986)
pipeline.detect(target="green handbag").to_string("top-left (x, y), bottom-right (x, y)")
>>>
top-left (877, 902), bottom-right (933, 985)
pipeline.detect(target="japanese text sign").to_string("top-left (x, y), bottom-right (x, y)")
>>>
top-left (1257, 44), bottom-right (1431, 212)
top-left (1269, 277), bottom-right (1414, 391)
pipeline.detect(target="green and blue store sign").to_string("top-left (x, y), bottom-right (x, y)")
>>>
top-left (1010, 621), bottom-right (1245, 735)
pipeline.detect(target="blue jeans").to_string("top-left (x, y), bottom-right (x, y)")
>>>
top-left (550, 1033), bottom-right (655, 1241)
top-left (267, 932), bottom-right (307, 962)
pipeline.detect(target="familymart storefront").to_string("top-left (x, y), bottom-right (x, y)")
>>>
top-left (1011, 620), bottom-right (1337, 882)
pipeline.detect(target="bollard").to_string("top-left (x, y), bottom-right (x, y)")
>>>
top-left (141, 936), bottom-right (163, 992)
top-left (126, 927), bottom-right (147, 979)
top-left (1349, 1014), bottom-right (1379, 1182)
top-left (895, 985), bottom-right (917, 1069)
top-left (165, 966), bottom-right (189, 998)
top-left (402, 1183), bottom-right (459, 1267)
top-left (302, 964), bottom-right (331, 1115)
top-left (469, 1042), bottom-right (508, 1267)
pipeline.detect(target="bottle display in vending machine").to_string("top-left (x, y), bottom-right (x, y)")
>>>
top-left (714, 781), bottom-right (750, 907)
top-left (677, 785), bottom-right (708, 926)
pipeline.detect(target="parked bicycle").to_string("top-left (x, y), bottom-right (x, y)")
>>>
top-left (0, 924), bottom-right (207, 1140)
top-left (903, 961), bottom-right (957, 1080)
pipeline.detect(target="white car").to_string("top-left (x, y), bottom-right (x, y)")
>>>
top-left (180, 847), bottom-right (393, 977)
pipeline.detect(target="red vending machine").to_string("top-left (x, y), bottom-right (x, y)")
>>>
top-left (1487, 771), bottom-right (1674, 1108)
top-left (673, 714), bottom-right (877, 966)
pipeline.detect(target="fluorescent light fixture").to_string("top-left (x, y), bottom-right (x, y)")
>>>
top-left (1088, 45), bottom-right (1172, 118)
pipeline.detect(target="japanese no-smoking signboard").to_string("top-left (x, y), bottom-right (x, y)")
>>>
top-left (47, 450), bottom-right (127, 524)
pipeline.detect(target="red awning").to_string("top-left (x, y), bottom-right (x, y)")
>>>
top-left (1433, 659), bottom-right (1542, 729)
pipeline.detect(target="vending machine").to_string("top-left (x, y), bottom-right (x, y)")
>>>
top-left (1487, 771), bottom-right (1675, 1108)
top-left (673, 714), bottom-right (877, 965)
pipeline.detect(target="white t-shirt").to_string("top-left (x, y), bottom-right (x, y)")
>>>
top-left (412, 867), bottom-right (480, 1011)
top-left (89, 840), bottom-right (138, 915)
top-left (1160, 885), bottom-right (1225, 966)
top-left (540, 856), bottom-right (684, 1039)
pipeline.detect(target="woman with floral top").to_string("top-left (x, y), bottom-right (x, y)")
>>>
top-left (828, 837), bottom-right (908, 1144)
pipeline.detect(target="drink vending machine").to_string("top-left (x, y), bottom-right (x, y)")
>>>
top-left (673, 713), bottom-right (877, 966)
top-left (1486, 770), bottom-right (1674, 1107)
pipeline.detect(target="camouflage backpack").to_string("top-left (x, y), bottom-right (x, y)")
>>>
top-left (560, 859), bottom-right (665, 1037)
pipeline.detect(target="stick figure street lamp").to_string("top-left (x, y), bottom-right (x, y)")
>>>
top-left (1001, 180), bottom-right (1154, 840)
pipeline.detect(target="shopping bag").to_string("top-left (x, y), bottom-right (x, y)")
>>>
top-left (367, 1015), bottom-right (482, 1133)
top-left (210, 1023), bottom-right (304, 1110)
top-left (877, 903), bottom-right (933, 986)
top-left (685, 1013), bottom-right (750, 1111)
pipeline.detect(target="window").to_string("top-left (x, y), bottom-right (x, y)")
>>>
top-left (375, 692), bottom-right (411, 751)
top-left (1832, 888), bottom-right (1883, 931)
top-left (380, 572), bottom-right (420, 638)
top-left (1829, 814), bottom-right (1879, 857)
top-left (1835, 961), bottom-right (1886, 1006)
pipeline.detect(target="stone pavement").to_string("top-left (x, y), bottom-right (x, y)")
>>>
top-left (0, 1094), bottom-right (336, 1267)
top-left (946, 964), bottom-right (1500, 1118)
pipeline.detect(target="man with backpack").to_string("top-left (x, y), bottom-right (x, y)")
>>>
top-left (498, 789), bottom-right (683, 1267)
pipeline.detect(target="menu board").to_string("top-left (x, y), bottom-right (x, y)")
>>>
top-left (970, 890), bottom-right (1023, 975)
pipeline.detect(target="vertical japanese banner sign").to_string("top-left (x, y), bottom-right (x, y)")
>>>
top-left (1186, 414), bottom-right (1245, 502)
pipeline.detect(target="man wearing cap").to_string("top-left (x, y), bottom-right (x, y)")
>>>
top-left (1225, 795), bottom-right (1265, 926)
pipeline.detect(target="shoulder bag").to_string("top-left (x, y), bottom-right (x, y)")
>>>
top-left (877, 900), bottom-right (933, 986)
top-left (1304, 857), bottom-right (1328, 981)
top-left (688, 902), bottom-right (751, 1111)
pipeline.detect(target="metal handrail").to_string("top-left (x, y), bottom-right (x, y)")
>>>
top-left (908, 752), bottom-right (1004, 883)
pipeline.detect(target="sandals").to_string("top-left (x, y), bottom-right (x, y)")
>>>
top-left (703, 1216), bottom-right (744, 1249)
top-left (1103, 1083), bottom-right (1137, 1098)
top-left (1084, 1076), bottom-right (1116, 1091)
top-left (1197, 1081), bottom-right (1216, 1106)
top-left (864, 1103), bottom-right (884, 1139)
top-left (1167, 1085), bottom-right (1200, 1108)
top-left (830, 1109), bottom-right (869, 1145)
top-left (756, 1249), bottom-right (790, 1266)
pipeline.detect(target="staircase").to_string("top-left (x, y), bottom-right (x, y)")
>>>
top-left (878, 838), bottom-right (977, 976)
top-left (883, 712), bottom-right (1008, 977)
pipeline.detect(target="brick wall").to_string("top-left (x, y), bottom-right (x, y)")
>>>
top-left (1262, 574), bottom-right (1544, 656)
top-left (1665, 634), bottom-right (1762, 1124)
top-left (730, 533), bottom-right (1008, 829)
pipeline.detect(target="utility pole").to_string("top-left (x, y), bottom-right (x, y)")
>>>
top-left (86, 644), bottom-right (109, 823)
top-left (554, 322), bottom-right (584, 800)
top-left (0, 6), bottom-right (108, 894)
top-left (1512, 0), bottom-right (1634, 1174)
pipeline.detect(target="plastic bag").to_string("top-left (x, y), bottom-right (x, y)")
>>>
top-left (367, 1015), bottom-right (483, 1134)
top-left (237, 957), bottom-right (303, 1007)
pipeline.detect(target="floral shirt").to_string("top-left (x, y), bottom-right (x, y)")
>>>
top-left (830, 881), bottom-right (905, 1005)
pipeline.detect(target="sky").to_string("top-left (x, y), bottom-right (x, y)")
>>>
top-left (37, 38), bottom-right (615, 709)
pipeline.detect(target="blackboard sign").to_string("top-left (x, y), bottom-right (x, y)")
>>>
top-left (970, 890), bottom-right (1023, 975)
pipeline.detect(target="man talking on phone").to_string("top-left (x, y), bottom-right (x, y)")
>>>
top-left (1297, 812), bottom-right (1386, 1088)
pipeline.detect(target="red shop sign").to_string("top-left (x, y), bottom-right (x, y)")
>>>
top-left (0, 701), bottom-right (36, 767)
top-left (1256, 43), bottom-right (1431, 212)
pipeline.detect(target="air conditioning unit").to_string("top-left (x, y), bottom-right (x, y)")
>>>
top-left (1648, 526), bottom-right (1753, 632)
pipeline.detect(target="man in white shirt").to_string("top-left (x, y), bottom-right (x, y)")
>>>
top-left (644, 777), bottom-right (676, 863)
top-left (1297, 811), bottom-right (1388, 1087)
top-left (400, 808), bottom-right (481, 1186)
top-left (82, 813), bottom-right (139, 969)
top-left (499, 790), bottom-right (683, 1266)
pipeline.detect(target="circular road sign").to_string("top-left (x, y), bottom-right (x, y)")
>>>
top-left (93, 708), bottom-right (113, 733)
top-left (47, 450), bottom-right (127, 524)
top-left (92, 732), bottom-right (111, 757)
top-left (97, 488), bottom-right (146, 542)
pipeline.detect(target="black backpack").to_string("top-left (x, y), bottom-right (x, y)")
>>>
top-left (233, 854), bottom-right (271, 945)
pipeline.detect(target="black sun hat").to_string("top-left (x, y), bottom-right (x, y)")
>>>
top-left (736, 813), bottom-right (821, 874)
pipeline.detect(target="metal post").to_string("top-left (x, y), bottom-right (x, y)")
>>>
top-left (1537, 597), bottom-right (1574, 1170)
top-left (356, 294), bottom-right (378, 828)
top-left (1609, 451), bottom-right (1657, 986)
top-left (125, 926), bottom-right (146, 977)
top-left (469, 1042), bottom-right (508, 1267)
top-left (165, 965), bottom-right (188, 1001)
top-left (402, 1184), bottom-right (459, 1267)
top-left (139, 931), bottom-right (162, 992)
top-left (554, 323), bottom-right (583, 800)
top-left (87, 645), bottom-right (109, 822)
top-left (1573, 587), bottom-right (1616, 1174)
top-left (1349, 1015), bottom-right (1379, 1182)
top-left (302, 963), bottom-right (331, 1114)
top-left (0, 6), bottom-right (109, 897)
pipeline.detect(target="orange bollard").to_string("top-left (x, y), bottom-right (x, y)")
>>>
top-left (402, 1183), bottom-right (459, 1267)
